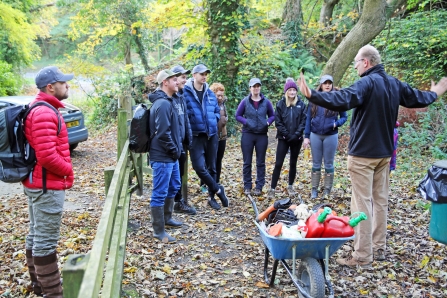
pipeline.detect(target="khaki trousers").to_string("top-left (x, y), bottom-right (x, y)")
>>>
top-left (347, 155), bottom-right (390, 263)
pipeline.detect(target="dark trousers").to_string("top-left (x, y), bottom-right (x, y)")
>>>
top-left (216, 139), bottom-right (226, 184)
top-left (241, 132), bottom-right (268, 190)
top-left (271, 138), bottom-right (303, 189)
top-left (174, 151), bottom-right (187, 202)
top-left (190, 134), bottom-right (219, 193)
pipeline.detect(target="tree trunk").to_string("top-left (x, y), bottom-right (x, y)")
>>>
top-left (386, 0), bottom-right (407, 18)
top-left (319, 0), bottom-right (341, 26)
top-left (207, 0), bottom-right (245, 88)
top-left (322, 0), bottom-right (387, 85)
top-left (282, 0), bottom-right (303, 25)
top-left (124, 40), bottom-right (134, 74)
top-left (133, 27), bottom-right (150, 74)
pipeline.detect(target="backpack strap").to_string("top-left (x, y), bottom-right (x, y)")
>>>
top-left (24, 101), bottom-right (62, 135)
top-left (23, 101), bottom-right (62, 193)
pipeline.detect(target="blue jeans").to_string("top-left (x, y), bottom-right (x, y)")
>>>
top-left (150, 161), bottom-right (181, 207)
top-left (24, 187), bottom-right (65, 257)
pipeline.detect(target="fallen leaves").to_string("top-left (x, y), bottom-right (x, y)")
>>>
top-left (1, 127), bottom-right (447, 297)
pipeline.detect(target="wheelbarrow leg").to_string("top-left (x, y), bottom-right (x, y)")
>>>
top-left (263, 247), bottom-right (278, 286)
top-left (324, 244), bottom-right (334, 298)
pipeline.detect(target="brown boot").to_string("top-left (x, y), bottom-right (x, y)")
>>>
top-left (26, 249), bottom-right (43, 296)
top-left (34, 252), bottom-right (63, 298)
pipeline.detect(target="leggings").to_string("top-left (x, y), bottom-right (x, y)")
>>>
top-left (271, 138), bottom-right (302, 188)
top-left (310, 132), bottom-right (338, 172)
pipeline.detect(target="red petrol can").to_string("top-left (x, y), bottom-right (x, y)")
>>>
top-left (321, 213), bottom-right (368, 238)
top-left (305, 207), bottom-right (331, 238)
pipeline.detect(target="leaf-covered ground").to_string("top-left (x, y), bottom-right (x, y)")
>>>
top-left (1, 127), bottom-right (446, 297)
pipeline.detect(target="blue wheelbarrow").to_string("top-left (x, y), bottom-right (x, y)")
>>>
top-left (248, 195), bottom-right (354, 298)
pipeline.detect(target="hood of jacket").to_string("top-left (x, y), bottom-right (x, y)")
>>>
top-left (148, 89), bottom-right (171, 104)
top-left (184, 79), bottom-right (210, 101)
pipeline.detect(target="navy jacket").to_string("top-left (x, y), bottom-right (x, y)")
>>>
top-left (275, 96), bottom-right (307, 139)
top-left (308, 64), bottom-right (437, 158)
top-left (173, 90), bottom-right (192, 151)
top-left (304, 104), bottom-right (347, 138)
top-left (183, 79), bottom-right (220, 137)
top-left (148, 90), bottom-right (182, 162)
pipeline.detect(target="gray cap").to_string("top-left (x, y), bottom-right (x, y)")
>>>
top-left (192, 64), bottom-right (211, 74)
top-left (156, 69), bottom-right (179, 84)
top-left (249, 78), bottom-right (262, 87)
top-left (319, 74), bottom-right (334, 84)
top-left (35, 66), bottom-right (74, 89)
top-left (171, 65), bottom-right (191, 75)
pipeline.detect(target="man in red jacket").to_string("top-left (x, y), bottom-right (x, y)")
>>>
top-left (24, 66), bottom-right (74, 297)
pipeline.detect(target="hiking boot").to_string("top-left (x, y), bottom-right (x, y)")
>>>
top-left (252, 188), bottom-right (262, 196)
top-left (216, 185), bottom-right (229, 207)
top-left (244, 188), bottom-right (251, 195)
top-left (208, 197), bottom-right (221, 210)
top-left (267, 189), bottom-right (275, 199)
top-left (336, 255), bottom-right (372, 268)
top-left (374, 249), bottom-right (386, 261)
top-left (287, 185), bottom-right (295, 196)
top-left (174, 199), bottom-right (197, 215)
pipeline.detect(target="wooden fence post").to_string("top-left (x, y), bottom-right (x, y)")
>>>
top-left (117, 109), bottom-right (128, 160)
top-left (104, 166), bottom-right (115, 196)
top-left (62, 254), bottom-right (90, 298)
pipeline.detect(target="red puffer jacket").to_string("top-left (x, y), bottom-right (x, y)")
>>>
top-left (22, 92), bottom-right (74, 190)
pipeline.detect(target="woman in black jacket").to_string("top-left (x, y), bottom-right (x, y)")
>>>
top-left (267, 78), bottom-right (307, 199)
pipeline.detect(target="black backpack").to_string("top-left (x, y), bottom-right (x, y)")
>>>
top-left (0, 102), bottom-right (61, 183)
top-left (129, 103), bottom-right (152, 153)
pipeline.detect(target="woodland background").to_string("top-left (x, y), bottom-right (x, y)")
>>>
top-left (1, 0), bottom-right (447, 297)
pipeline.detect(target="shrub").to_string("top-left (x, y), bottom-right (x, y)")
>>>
top-left (0, 60), bottom-right (21, 96)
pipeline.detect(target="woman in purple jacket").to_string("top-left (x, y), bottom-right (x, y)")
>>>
top-left (235, 78), bottom-right (275, 196)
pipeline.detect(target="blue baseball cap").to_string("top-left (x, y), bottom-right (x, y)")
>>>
top-left (319, 74), bottom-right (334, 84)
top-left (249, 78), bottom-right (262, 87)
top-left (35, 66), bottom-right (74, 89)
top-left (192, 64), bottom-right (211, 74)
top-left (171, 65), bottom-right (191, 75)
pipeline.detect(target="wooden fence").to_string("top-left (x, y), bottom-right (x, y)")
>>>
top-left (62, 109), bottom-right (146, 298)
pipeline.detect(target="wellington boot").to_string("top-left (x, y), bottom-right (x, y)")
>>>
top-left (311, 170), bottom-right (321, 199)
top-left (323, 172), bottom-right (334, 197)
top-left (151, 206), bottom-right (176, 243)
top-left (164, 198), bottom-right (183, 228)
top-left (26, 249), bottom-right (43, 296)
top-left (34, 252), bottom-right (62, 298)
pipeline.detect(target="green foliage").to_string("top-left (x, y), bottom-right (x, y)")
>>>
top-left (87, 69), bottom-right (137, 128)
top-left (399, 100), bottom-right (447, 165)
top-left (0, 2), bottom-right (40, 68)
top-left (374, 10), bottom-right (447, 87)
top-left (0, 61), bottom-right (21, 96)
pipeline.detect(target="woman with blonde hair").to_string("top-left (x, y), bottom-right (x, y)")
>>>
top-left (267, 78), bottom-right (307, 198)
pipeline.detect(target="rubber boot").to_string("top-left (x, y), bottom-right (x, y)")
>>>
top-left (34, 252), bottom-right (63, 298)
top-left (164, 198), bottom-right (183, 228)
top-left (26, 249), bottom-right (43, 296)
top-left (151, 206), bottom-right (176, 243)
top-left (311, 170), bottom-right (321, 199)
top-left (323, 172), bottom-right (334, 197)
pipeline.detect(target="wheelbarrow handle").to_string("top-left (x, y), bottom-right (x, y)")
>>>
top-left (247, 195), bottom-right (261, 221)
top-left (257, 205), bottom-right (276, 221)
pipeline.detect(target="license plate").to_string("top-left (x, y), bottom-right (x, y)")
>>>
top-left (66, 120), bottom-right (79, 128)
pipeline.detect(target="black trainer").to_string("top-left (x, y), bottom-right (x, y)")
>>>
top-left (216, 185), bottom-right (229, 207)
top-left (208, 197), bottom-right (221, 210)
top-left (173, 198), bottom-right (197, 215)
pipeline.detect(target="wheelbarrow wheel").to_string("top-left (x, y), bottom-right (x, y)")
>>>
top-left (297, 257), bottom-right (325, 298)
